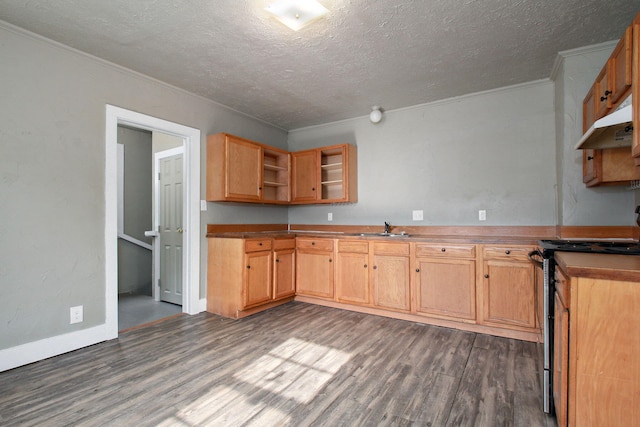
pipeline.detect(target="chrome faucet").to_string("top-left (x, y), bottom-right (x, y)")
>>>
top-left (384, 221), bottom-right (391, 234)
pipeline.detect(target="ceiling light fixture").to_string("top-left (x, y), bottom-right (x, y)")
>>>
top-left (265, 0), bottom-right (329, 31)
top-left (369, 106), bottom-right (383, 124)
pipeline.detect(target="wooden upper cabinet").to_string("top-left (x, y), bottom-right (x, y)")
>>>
top-left (594, 65), bottom-right (610, 119)
top-left (292, 144), bottom-right (358, 204)
top-left (291, 149), bottom-right (318, 202)
top-left (207, 133), bottom-right (263, 202)
top-left (609, 26), bottom-right (633, 106)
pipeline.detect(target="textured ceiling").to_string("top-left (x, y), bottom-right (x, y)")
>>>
top-left (1, 0), bottom-right (639, 129)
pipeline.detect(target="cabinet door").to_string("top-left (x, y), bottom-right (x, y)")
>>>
top-left (296, 251), bottom-right (334, 298)
top-left (481, 260), bottom-right (536, 329)
top-left (594, 66), bottom-right (610, 119)
top-left (609, 26), bottom-right (632, 106)
top-left (554, 292), bottom-right (569, 427)
top-left (291, 150), bottom-right (318, 202)
top-left (371, 243), bottom-right (410, 312)
top-left (336, 251), bottom-right (369, 304)
top-left (415, 257), bottom-right (475, 320)
top-left (273, 248), bottom-right (295, 299)
top-left (243, 251), bottom-right (272, 308)
top-left (582, 149), bottom-right (600, 185)
top-left (226, 136), bottom-right (262, 200)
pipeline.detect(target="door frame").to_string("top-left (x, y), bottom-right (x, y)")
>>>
top-left (105, 105), bottom-right (201, 339)
top-left (153, 146), bottom-right (185, 302)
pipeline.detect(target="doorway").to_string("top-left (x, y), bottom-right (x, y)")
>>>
top-left (105, 105), bottom-right (201, 340)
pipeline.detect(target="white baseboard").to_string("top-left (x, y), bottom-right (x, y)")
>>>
top-left (0, 324), bottom-right (112, 372)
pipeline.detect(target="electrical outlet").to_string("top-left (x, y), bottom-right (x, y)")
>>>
top-left (479, 210), bottom-right (487, 221)
top-left (328, 212), bottom-right (333, 221)
top-left (412, 210), bottom-right (423, 221)
top-left (70, 305), bottom-right (83, 324)
top-left (200, 200), bottom-right (207, 211)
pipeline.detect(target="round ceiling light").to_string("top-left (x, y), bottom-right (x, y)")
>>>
top-left (369, 106), bottom-right (383, 124)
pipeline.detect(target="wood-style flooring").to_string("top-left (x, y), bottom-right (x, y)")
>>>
top-left (0, 302), bottom-right (556, 426)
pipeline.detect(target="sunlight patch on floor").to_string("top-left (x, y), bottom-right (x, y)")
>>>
top-left (233, 337), bottom-right (352, 404)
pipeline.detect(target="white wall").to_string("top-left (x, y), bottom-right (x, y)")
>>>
top-left (288, 81), bottom-right (558, 227)
top-left (553, 42), bottom-right (639, 225)
top-left (0, 23), bottom-right (288, 352)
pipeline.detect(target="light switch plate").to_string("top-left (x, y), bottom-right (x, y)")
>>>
top-left (328, 212), bottom-right (333, 221)
top-left (479, 210), bottom-right (487, 221)
top-left (412, 210), bottom-right (423, 221)
top-left (200, 200), bottom-right (207, 211)
top-left (70, 305), bottom-right (83, 324)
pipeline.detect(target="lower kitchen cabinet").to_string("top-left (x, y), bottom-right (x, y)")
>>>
top-left (206, 237), bottom-right (293, 318)
top-left (336, 240), bottom-right (370, 304)
top-left (295, 238), bottom-right (334, 299)
top-left (414, 243), bottom-right (476, 321)
top-left (479, 245), bottom-right (537, 331)
top-left (555, 259), bottom-right (640, 426)
top-left (273, 238), bottom-right (296, 300)
top-left (371, 241), bottom-right (411, 312)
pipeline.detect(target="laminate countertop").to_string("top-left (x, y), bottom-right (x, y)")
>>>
top-left (555, 252), bottom-right (640, 282)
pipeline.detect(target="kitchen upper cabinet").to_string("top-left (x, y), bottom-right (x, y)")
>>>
top-left (413, 243), bottom-right (476, 321)
top-left (295, 238), bottom-right (334, 299)
top-left (609, 26), bottom-right (633, 106)
top-left (292, 144), bottom-right (358, 204)
top-left (291, 149), bottom-right (318, 202)
top-left (207, 237), bottom-right (293, 318)
top-left (582, 146), bottom-right (640, 187)
top-left (371, 242), bottom-right (410, 312)
top-left (479, 245), bottom-right (537, 331)
top-left (206, 133), bottom-right (291, 204)
top-left (336, 240), bottom-right (370, 305)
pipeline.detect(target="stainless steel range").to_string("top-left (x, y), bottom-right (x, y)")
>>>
top-left (529, 239), bottom-right (640, 415)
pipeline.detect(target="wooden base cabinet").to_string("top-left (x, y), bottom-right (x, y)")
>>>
top-left (414, 243), bottom-right (476, 321)
top-left (371, 242), bottom-right (411, 312)
top-left (273, 238), bottom-right (296, 300)
top-left (479, 245), bottom-right (537, 332)
top-left (295, 238), bottom-right (334, 299)
top-left (206, 237), bottom-right (294, 318)
top-left (336, 240), bottom-right (370, 304)
top-left (555, 264), bottom-right (640, 426)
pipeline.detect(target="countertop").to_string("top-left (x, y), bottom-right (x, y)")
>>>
top-left (205, 230), bottom-right (543, 245)
top-left (555, 252), bottom-right (640, 282)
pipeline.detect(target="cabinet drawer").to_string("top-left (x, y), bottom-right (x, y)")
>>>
top-left (245, 239), bottom-right (272, 252)
top-left (555, 267), bottom-right (570, 308)
top-left (338, 240), bottom-right (369, 253)
top-left (482, 246), bottom-right (532, 261)
top-left (296, 238), bottom-right (334, 252)
top-left (415, 243), bottom-right (475, 258)
top-left (372, 242), bottom-right (410, 256)
top-left (273, 238), bottom-right (295, 250)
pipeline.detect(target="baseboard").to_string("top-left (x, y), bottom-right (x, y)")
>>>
top-left (0, 324), bottom-right (112, 372)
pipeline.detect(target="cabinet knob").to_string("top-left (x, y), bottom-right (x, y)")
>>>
top-left (416, 268), bottom-right (420, 273)
top-left (484, 274), bottom-right (489, 278)
top-left (311, 242), bottom-right (315, 245)
top-left (328, 258), bottom-right (332, 263)
top-left (441, 248), bottom-right (446, 252)
top-left (505, 250), bottom-right (510, 255)
top-left (373, 266), bottom-right (377, 270)
top-left (275, 259), bottom-right (280, 263)
top-left (600, 96), bottom-right (608, 102)
top-left (587, 156), bottom-right (594, 160)
top-left (364, 264), bottom-right (368, 268)
top-left (259, 242), bottom-right (263, 246)
top-left (247, 265), bottom-right (251, 269)
top-left (312, 187), bottom-right (316, 191)
top-left (259, 186), bottom-right (262, 190)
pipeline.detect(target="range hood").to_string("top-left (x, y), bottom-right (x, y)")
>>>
top-left (575, 95), bottom-right (633, 150)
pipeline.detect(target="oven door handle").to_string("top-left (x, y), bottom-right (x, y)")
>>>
top-left (528, 249), bottom-right (544, 269)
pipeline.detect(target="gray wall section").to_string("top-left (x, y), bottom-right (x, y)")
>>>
top-left (0, 24), bottom-right (288, 350)
top-left (288, 81), bottom-right (558, 226)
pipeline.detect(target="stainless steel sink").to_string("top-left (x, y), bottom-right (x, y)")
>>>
top-left (359, 232), bottom-right (410, 238)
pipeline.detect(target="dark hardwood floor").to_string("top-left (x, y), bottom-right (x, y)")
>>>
top-left (0, 302), bottom-right (556, 426)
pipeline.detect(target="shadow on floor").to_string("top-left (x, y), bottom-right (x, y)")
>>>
top-left (118, 293), bottom-right (182, 332)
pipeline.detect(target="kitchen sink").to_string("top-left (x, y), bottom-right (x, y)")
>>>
top-left (359, 232), bottom-right (410, 238)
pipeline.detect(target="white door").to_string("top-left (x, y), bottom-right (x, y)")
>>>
top-left (159, 153), bottom-right (183, 305)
